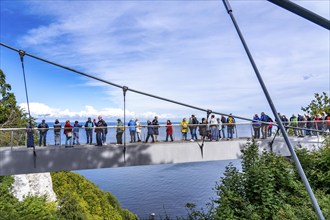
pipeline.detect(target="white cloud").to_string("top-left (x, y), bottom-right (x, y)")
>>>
top-left (19, 102), bottom-right (182, 121)
top-left (12, 1), bottom-right (330, 120)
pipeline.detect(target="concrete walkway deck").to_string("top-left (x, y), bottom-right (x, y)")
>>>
top-left (0, 136), bottom-right (324, 176)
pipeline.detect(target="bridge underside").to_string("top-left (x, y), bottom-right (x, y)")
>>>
top-left (0, 137), bottom-right (323, 176)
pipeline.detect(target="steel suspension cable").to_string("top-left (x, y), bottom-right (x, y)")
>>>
top-left (222, 1), bottom-right (324, 219)
top-left (18, 49), bottom-right (37, 167)
top-left (0, 42), bottom-right (255, 123)
top-left (19, 50), bottom-right (31, 120)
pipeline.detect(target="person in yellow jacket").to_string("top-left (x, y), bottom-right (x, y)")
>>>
top-left (180, 118), bottom-right (189, 141)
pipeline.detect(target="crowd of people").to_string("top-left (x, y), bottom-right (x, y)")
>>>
top-left (252, 112), bottom-right (330, 139)
top-left (28, 112), bottom-right (330, 148)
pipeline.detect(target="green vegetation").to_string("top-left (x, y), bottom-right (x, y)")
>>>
top-left (301, 92), bottom-right (330, 116)
top-left (51, 172), bottom-right (137, 220)
top-left (185, 139), bottom-right (330, 219)
top-left (0, 69), bottom-right (31, 146)
top-left (0, 176), bottom-right (58, 220)
top-left (0, 172), bottom-right (137, 220)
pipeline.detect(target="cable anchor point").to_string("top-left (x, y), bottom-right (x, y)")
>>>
top-left (122, 86), bottom-right (128, 96)
top-left (18, 50), bottom-right (26, 62)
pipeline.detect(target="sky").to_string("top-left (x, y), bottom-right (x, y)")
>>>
top-left (0, 0), bottom-right (329, 123)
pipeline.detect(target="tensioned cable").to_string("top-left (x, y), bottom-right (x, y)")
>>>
top-left (18, 49), bottom-right (37, 167)
top-left (18, 50), bottom-right (31, 120)
top-left (0, 42), bottom-right (256, 123)
top-left (2, 43), bottom-right (329, 135)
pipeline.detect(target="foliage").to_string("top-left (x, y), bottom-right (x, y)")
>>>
top-left (0, 172), bottom-right (137, 220)
top-left (0, 69), bottom-right (28, 127)
top-left (184, 139), bottom-right (330, 219)
top-left (295, 143), bottom-right (330, 194)
top-left (184, 202), bottom-right (215, 220)
top-left (0, 176), bottom-right (58, 220)
top-left (51, 171), bottom-right (137, 220)
top-left (301, 92), bottom-right (330, 116)
top-left (0, 69), bottom-right (31, 147)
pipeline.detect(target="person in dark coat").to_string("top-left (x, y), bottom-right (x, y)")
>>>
top-left (152, 116), bottom-right (159, 142)
top-left (199, 118), bottom-right (207, 140)
top-left (38, 119), bottom-right (49, 146)
top-left (26, 123), bottom-right (34, 148)
top-left (145, 120), bottom-right (155, 143)
top-left (54, 119), bottom-right (61, 146)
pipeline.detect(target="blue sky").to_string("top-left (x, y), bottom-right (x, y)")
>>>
top-left (1, 0), bottom-right (329, 122)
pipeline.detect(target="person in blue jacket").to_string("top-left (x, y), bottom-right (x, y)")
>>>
top-left (260, 112), bottom-right (269, 139)
top-left (252, 114), bottom-right (261, 139)
top-left (128, 118), bottom-right (136, 143)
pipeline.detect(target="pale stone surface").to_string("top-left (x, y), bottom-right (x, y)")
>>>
top-left (12, 172), bottom-right (57, 202)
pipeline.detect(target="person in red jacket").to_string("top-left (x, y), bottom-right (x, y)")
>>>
top-left (166, 120), bottom-right (174, 142)
top-left (64, 120), bottom-right (73, 147)
top-left (325, 112), bottom-right (330, 132)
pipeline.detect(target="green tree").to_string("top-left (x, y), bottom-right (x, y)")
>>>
top-left (0, 69), bottom-right (27, 126)
top-left (185, 139), bottom-right (330, 219)
top-left (51, 171), bottom-right (138, 220)
top-left (0, 69), bottom-right (31, 147)
top-left (301, 92), bottom-right (330, 116)
top-left (0, 176), bottom-right (57, 220)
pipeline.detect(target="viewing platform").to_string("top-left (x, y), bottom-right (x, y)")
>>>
top-left (0, 136), bottom-right (324, 176)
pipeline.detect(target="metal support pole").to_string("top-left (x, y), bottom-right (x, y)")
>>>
top-left (222, 1), bottom-right (324, 219)
top-left (267, 0), bottom-right (330, 30)
top-left (123, 86), bottom-right (128, 163)
top-left (10, 130), bottom-right (14, 149)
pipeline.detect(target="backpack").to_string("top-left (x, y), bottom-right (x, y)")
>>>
top-left (87, 122), bottom-right (93, 127)
top-left (228, 117), bottom-right (233, 124)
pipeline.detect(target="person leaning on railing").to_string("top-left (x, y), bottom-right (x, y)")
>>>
top-left (94, 115), bottom-right (106, 146)
top-left (116, 119), bottom-right (124, 145)
top-left (227, 114), bottom-right (236, 140)
top-left (64, 120), bottom-right (73, 147)
top-left (165, 120), bottom-right (174, 142)
top-left (54, 119), bottom-right (61, 146)
top-left (37, 119), bottom-right (49, 146)
top-left (84, 117), bottom-right (94, 145)
top-left (135, 118), bottom-right (142, 142)
top-left (252, 114), bottom-right (261, 139)
top-left (180, 118), bottom-right (189, 141)
top-left (26, 122), bottom-right (34, 148)
top-left (198, 118), bottom-right (207, 141)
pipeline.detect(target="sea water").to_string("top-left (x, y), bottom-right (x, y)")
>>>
top-left (76, 159), bottom-right (242, 219)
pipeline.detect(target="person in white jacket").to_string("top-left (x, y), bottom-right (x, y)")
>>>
top-left (217, 118), bottom-right (222, 140)
top-left (135, 118), bottom-right (142, 142)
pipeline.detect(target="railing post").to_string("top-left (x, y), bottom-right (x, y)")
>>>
top-left (10, 130), bottom-right (14, 149)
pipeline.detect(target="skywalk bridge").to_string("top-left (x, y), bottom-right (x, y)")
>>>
top-left (0, 124), bottom-right (325, 176)
top-left (1, 0), bottom-right (329, 218)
